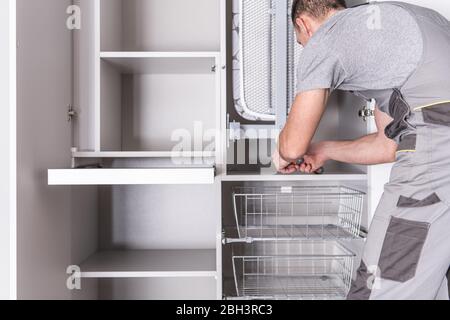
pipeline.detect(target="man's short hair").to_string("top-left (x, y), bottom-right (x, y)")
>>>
top-left (291, 0), bottom-right (347, 22)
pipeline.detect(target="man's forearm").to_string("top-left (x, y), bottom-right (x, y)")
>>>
top-left (319, 133), bottom-right (397, 165)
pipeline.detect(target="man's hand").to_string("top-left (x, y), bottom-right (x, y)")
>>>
top-left (298, 142), bottom-right (330, 174)
top-left (279, 90), bottom-right (329, 162)
top-left (272, 149), bottom-right (299, 174)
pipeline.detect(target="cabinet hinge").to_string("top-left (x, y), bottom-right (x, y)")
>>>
top-left (221, 230), bottom-right (226, 245)
top-left (358, 106), bottom-right (375, 122)
top-left (68, 104), bottom-right (77, 122)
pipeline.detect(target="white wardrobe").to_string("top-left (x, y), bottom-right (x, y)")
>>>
top-left (2, 0), bottom-right (446, 300)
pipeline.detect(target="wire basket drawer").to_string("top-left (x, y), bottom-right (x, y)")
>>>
top-left (232, 241), bottom-right (355, 300)
top-left (232, 186), bottom-right (365, 241)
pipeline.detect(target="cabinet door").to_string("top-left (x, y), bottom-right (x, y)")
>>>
top-left (17, 0), bottom-right (73, 299)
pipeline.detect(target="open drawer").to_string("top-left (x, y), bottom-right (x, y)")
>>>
top-left (48, 153), bottom-right (216, 186)
top-left (226, 186), bottom-right (365, 242)
top-left (48, 167), bottom-right (215, 186)
top-left (230, 240), bottom-right (355, 300)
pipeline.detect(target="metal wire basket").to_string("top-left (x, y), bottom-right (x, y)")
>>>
top-left (232, 241), bottom-right (355, 300)
top-left (232, 186), bottom-right (365, 241)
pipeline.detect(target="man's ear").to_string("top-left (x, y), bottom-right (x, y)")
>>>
top-left (295, 17), bottom-right (305, 32)
top-left (297, 15), bottom-right (314, 37)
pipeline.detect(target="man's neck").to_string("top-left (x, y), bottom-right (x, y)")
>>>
top-left (312, 9), bottom-right (344, 33)
top-left (322, 8), bottom-right (344, 22)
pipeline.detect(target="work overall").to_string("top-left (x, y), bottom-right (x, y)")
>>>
top-left (348, 2), bottom-right (450, 300)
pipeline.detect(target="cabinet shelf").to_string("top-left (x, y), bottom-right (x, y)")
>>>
top-left (100, 52), bottom-right (218, 74)
top-left (72, 151), bottom-right (216, 159)
top-left (224, 163), bottom-right (367, 182)
top-left (221, 172), bottom-right (367, 182)
top-left (221, 174), bottom-right (367, 182)
top-left (48, 167), bottom-right (215, 186)
top-left (79, 250), bottom-right (217, 279)
top-left (100, 51), bottom-right (220, 59)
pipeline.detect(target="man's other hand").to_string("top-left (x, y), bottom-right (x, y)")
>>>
top-left (272, 149), bottom-right (299, 174)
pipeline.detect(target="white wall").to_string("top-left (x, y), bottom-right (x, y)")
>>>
top-left (0, 0), bottom-right (16, 300)
top-left (403, 0), bottom-right (450, 19)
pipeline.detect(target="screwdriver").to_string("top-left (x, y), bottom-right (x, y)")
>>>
top-left (296, 158), bottom-right (325, 175)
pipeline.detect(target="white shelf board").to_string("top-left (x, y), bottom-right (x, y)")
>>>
top-left (72, 151), bottom-right (216, 159)
top-left (100, 51), bottom-right (220, 59)
top-left (100, 51), bottom-right (219, 74)
top-left (79, 250), bottom-right (217, 279)
top-left (48, 168), bottom-right (215, 186)
top-left (223, 163), bottom-right (367, 182)
top-left (220, 173), bottom-right (368, 182)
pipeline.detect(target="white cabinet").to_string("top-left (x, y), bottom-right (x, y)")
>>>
top-left (12, 0), bottom-right (224, 300)
top-left (8, 0), bottom-right (409, 300)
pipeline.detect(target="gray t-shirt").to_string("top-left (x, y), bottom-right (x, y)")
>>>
top-left (296, 2), bottom-right (423, 95)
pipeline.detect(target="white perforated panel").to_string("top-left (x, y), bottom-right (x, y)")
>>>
top-left (232, 0), bottom-right (303, 121)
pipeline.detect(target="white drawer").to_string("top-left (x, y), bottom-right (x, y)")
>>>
top-left (48, 167), bottom-right (215, 186)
